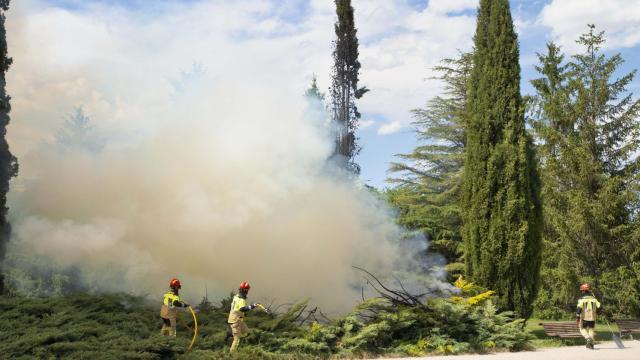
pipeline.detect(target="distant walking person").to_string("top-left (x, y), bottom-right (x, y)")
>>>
top-left (576, 283), bottom-right (601, 349)
top-left (160, 278), bottom-right (190, 337)
top-left (227, 281), bottom-right (259, 353)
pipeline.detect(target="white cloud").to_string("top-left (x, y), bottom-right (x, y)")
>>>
top-left (513, 14), bottom-right (534, 34)
top-left (427, 0), bottom-right (477, 15)
top-left (360, 119), bottom-right (375, 129)
top-left (539, 0), bottom-right (640, 51)
top-left (378, 121), bottom-right (402, 135)
top-left (352, 0), bottom-right (476, 135)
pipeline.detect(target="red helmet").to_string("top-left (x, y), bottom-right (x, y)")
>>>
top-left (239, 281), bottom-right (251, 291)
top-left (580, 283), bottom-right (590, 292)
top-left (169, 278), bottom-right (181, 289)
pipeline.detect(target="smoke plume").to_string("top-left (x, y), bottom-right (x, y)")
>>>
top-left (4, 0), bottom-right (443, 311)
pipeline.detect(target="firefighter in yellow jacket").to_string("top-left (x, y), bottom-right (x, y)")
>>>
top-left (576, 283), bottom-right (601, 349)
top-left (160, 278), bottom-right (190, 337)
top-left (227, 281), bottom-right (258, 353)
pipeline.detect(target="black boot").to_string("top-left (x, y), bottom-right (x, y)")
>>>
top-left (224, 324), bottom-right (233, 343)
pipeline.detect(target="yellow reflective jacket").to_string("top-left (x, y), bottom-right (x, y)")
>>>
top-left (577, 295), bottom-right (601, 321)
top-left (164, 290), bottom-right (182, 308)
top-left (228, 294), bottom-right (249, 323)
top-left (160, 290), bottom-right (184, 319)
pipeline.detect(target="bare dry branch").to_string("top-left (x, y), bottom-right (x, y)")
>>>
top-left (353, 266), bottom-right (429, 307)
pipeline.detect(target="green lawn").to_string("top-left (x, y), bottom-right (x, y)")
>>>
top-left (525, 318), bottom-right (633, 348)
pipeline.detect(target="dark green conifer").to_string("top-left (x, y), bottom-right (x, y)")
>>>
top-left (530, 27), bottom-right (640, 316)
top-left (330, 0), bottom-right (368, 173)
top-left (462, 0), bottom-right (542, 317)
top-left (528, 42), bottom-right (578, 316)
top-left (0, 0), bottom-right (17, 295)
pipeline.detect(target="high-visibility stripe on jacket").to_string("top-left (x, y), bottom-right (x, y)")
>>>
top-left (577, 295), bottom-right (601, 321)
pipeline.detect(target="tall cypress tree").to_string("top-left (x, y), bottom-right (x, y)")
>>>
top-left (0, 0), bottom-right (17, 295)
top-left (330, 0), bottom-right (368, 173)
top-left (462, 0), bottom-right (542, 317)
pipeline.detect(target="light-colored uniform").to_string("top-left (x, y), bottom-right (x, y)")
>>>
top-left (160, 290), bottom-right (182, 337)
top-left (228, 294), bottom-right (251, 352)
top-left (577, 294), bottom-right (601, 343)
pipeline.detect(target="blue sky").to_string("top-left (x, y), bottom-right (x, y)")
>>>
top-left (11, 0), bottom-right (640, 189)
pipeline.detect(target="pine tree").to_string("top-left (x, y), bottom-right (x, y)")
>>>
top-left (462, 0), bottom-right (542, 318)
top-left (530, 27), bottom-right (640, 316)
top-left (387, 53), bottom-right (472, 276)
top-left (304, 75), bottom-right (330, 133)
top-left (305, 75), bottom-right (325, 102)
top-left (0, 0), bottom-right (17, 295)
top-left (330, 0), bottom-right (368, 173)
top-left (527, 42), bottom-right (578, 317)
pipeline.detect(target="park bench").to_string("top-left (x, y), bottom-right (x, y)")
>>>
top-left (539, 321), bottom-right (582, 338)
top-left (615, 319), bottom-right (640, 339)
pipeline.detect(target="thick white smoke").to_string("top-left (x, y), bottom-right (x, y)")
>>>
top-left (4, 0), bottom-right (444, 312)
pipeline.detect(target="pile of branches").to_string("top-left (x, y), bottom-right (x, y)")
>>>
top-left (353, 266), bottom-right (451, 307)
top-left (270, 301), bottom-right (332, 326)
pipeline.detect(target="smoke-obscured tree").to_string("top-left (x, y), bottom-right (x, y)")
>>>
top-left (530, 27), bottom-right (640, 317)
top-left (56, 107), bottom-right (105, 153)
top-left (305, 75), bottom-right (325, 102)
top-left (169, 62), bottom-right (207, 94)
top-left (0, 0), bottom-right (17, 295)
top-left (462, 0), bottom-right (542, 318)
top-left (330, 0), bottom-right (368, 173)
top-left (387, 53), bottom-right (472, 278)
top-left (304, 75), bottom-right (331, 137)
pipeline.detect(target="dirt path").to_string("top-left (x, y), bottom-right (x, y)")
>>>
top-left (383, 340), bottom-right (640, 360)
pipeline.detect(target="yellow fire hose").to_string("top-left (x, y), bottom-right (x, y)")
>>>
top-left (187, 306), bottom-right (198, 352)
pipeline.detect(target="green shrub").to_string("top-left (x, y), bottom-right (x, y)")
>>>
top-left (0, 278), bottom-right (533, 359)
